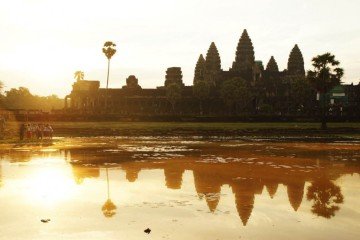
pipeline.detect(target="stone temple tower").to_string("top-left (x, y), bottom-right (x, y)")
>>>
top-left (193, 54), bottom-right (206, 85)
top-left (266, 56), bottom-right (279, 72)
top-left (204, 42), bottom-right (221, 86)
top-left (231, 29), bottom-right (255, 72)
top-left (165, 67), bottom-right (184, 87)
top-left (287, 44), bottom-right (305, 76)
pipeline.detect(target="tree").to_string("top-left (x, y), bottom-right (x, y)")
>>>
top-left (307, 53), bottom-right (344, 129)
top-left (289, 76), bottom-right (314, 114)
top-left (166, 83), bottom-right (182, 113)
top-left (4, 87), bottom-right (33, 109)
top-left (220, 78), bottom-right (251, 115)
top-left (193, 80), bottom-right (210, 115)
top-left (0, 81), bottom-right (4, 106)
top-left (3, 87), bottom-right (63, 111)
top-left (102, 41), bottom-right (117, 89)
top-left (74, 71), bottom-right (84, 81)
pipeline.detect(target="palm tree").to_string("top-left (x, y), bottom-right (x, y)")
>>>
top-left (102, 41), bottom-right (117, 89)
top-left (307, 53), bottom-right (344, 129)
top-left (102, 168), bottom-right (117, 218)
top-left (74, 71), bottom-right (84, 81)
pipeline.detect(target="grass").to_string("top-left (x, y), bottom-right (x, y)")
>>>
top-left (2, 121), bottom-right (360, 136)
top-left (12, 121), bottom-right (360, 129)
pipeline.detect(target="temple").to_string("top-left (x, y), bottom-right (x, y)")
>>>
top-left (64, 29), bottom-right (360, 117)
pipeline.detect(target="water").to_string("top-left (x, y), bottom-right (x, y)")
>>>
top-left (0, 137), bottom-right (360, 240)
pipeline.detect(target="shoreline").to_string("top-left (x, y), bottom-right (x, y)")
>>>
top-left (1, 121), bottom-right (360, 147)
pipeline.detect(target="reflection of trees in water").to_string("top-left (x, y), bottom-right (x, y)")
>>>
top-left (6, 151), bottom-right (55, 163)
top-left (102, 168), bottom-right (117, 218)
top-left (5, 145), bottom-right (354, 224)
top-left (307, 179), bottom-right (344, 219)
top-left (102, 199), bottom-right (117, 218)
top-left (68, 159), bottom-right (351, 224)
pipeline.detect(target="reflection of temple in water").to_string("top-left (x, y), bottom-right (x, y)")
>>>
top-left (66, 147), bottom-right (360, 225)
top-left (2, 144), bottom-right (358, 224)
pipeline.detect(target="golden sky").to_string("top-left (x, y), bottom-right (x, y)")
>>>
top-left (0, 0), bottom-right (359, 97)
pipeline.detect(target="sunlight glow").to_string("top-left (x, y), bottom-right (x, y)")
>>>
top-left (0, 0), bottom-right (359, 96)
top-left (23, 164), bottom-right (76, 205)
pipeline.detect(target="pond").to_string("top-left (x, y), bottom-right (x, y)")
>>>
top-left (0, 137), bottom-right (359, 240)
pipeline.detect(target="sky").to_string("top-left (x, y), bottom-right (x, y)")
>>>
top-left (0, 0), bottom-right (359, 97)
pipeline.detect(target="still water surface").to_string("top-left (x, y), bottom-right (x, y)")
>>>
top-left (0, 137), bottom-right (360, 240)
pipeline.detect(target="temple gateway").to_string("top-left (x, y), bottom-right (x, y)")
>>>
top-left (64, 29), bottom-right (359, 117)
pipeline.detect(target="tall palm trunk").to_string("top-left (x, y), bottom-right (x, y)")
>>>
top-left (105, 59), bottom-right (110, 110)
top-left (106, 59), bottom-right (110, 89)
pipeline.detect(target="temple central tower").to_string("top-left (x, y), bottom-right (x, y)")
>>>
top-left (231, 29), bottom-right (255, 72)
top-left (287, 44), bottom-right (305, 76)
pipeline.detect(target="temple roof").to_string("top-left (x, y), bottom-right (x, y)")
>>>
top-left (288, 44), bottom-right (305, 76)
top-left (194, 54), bottom-right (206, 84)
top-left (205, 42), bottom-right (221, 74)
top-left (231, 29), bottom-right (255, 72)
top-left (266, 56), bottom-right (279, 72)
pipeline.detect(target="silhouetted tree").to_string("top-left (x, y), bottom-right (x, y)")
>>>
top-left (166, 83), bottom-right (182, 113)
top-left (193, 80), bottom-right (210, 115)
top-left (74, 71), bottom-right (84, 81)
top-left (289, 76), bottom-right (314, 114)
top-left (307, 179), bottom-right (344, 218)
top-left (307, 53), bottom-right (344, 129)
top-left (102, 41), bottom-right (117, 89)
top-left (3, 87), bottom-right (63, 111)
top-left (256, 75), bottom-right (285, 114)
top-left (0, 81), bottom-right (4, 106)
top-left (220, 77), bottom-right (250, 115)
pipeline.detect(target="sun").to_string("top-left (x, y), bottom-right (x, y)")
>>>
top-left (23, 162), bottom-right (77, 206)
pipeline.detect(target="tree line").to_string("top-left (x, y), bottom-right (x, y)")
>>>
top-left (0, 85), bottom-right (63, 111)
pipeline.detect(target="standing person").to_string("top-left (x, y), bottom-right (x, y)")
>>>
top-left (39, 123), bottom-right (44, 140)
top-left (26, 124), bottom-right (32, 139)
top-left (44, 124), bottom-right (54, 139)
top-left (43, 124), bottom-right (49, 139)
top-left (35, 124), bottom-right (41, 140)
top-left (20, 123), bottom-right (26, 141)
top-left (48, 124), bottom-right (54, 139)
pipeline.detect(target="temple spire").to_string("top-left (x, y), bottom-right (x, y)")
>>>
top-left (193, 54), bottom-right (206, 85)
top-left (287, 44), bottom-right (305, 76)
top-left (204, 42), bottom-right (221, 85)
top-left (231, 29), bottom-right (255, 72)
top-left (205, 42), bottom-right (221, 74)
top-left (266, 56), bottom-right (279, 72)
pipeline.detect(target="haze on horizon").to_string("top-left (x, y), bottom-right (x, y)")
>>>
top-left (0, 0), bottom-right (359, 97)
